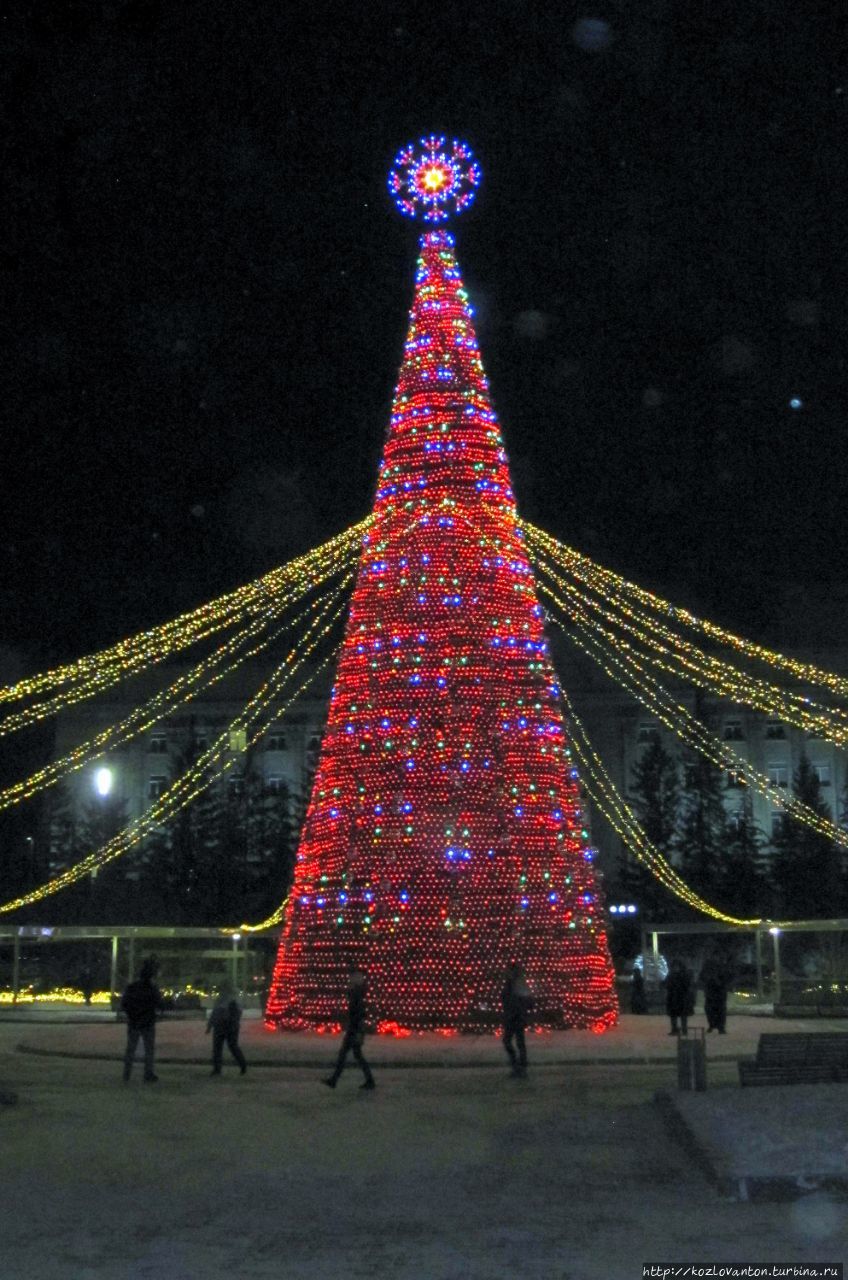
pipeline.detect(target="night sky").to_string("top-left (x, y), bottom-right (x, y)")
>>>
top-left (4, 1), bottom-right (848, 670)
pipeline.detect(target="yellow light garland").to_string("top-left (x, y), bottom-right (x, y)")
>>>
top-left (523, 521), bottom-right (848, 700)
top-left (0, 520), bottom-right (369, 730)
top-left (0, 579), bottom-right (353, 914)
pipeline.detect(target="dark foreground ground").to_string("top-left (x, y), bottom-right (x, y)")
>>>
top-left (1, 1019), bottom-right (846, 1279)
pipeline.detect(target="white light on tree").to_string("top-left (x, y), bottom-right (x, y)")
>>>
top-left (94, 766), bottom-right (114, 797)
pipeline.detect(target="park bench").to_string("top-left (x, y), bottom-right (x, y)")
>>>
top-left (738, 1032), bottom-right (848, 1086)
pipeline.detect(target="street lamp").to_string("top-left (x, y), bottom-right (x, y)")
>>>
top-left (94, 766), bottom-right (114, 797)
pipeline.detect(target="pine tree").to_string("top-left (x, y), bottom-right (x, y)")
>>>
top-left (624, 739), bottom-right (680, 920)
top-left (771, 751), bottom-right (841, 918)
top-left (675, 746), bottom-right (727, 905)
top-left (722, 790), bottom-right (768, 918)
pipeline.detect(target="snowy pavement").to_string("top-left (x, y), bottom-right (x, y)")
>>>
top-left (1, 1018), bottom-right (847, 1279)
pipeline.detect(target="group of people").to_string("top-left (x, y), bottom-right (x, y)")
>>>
top-left (631, 949), bottom-right (734, 1036)
top-left (121, 957), bottom-right (538, 1086)
top-left (120, 957), bottom-right (247, 1083)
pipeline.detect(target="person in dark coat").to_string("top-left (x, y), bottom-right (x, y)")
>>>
top-left (206, 979), bottom-right (247, 1075)
top-left (323, 968), bottom-right (375, 1091)
top-left (502, 961), bottom-right (535, 1077)
top-left (630, 965), bottom-right (647, 1014)
top-left (120, 957), bottom-right (165, 1082)
top-left (665, 959), bottom-right (694, 1036)
top-left (700, 951), bottom-right (732, 1033)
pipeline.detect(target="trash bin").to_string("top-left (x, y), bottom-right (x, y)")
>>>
top-left (676, 1028), bottom-right (707, 1091)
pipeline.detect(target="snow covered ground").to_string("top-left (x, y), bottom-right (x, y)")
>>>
top-left (1, 1016), bottom-right (846, 1279)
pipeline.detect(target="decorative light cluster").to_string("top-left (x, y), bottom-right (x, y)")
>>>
top-left (0, 581), bottom-right (353, 915)
top-left (0, 521), bottom-right (368, 736)
top-left (388, 136), bottom-right (481, 223)
top-left (266, 220), bottom-right (617, 1034)
top-left (0, 563), bottom-right (360, 814)
top-left (532, 541), bottom-right (848, 746)
top-left (531, 552), bottom-right (848, 851)
top-left (561, 694), bottom-right (761, 926)
top-left (523, 522), bottom-right (848, 703)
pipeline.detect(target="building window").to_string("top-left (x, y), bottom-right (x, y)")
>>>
top-left (229, 729), bottom-right (247, 754)
top-left (723, 720), bottom-right (744, 741)
top-left (148, 735), bottom-right (168, 754)
top-left (637, 722), bottom-right (660, 745)
top-left (725, 771), bottom-right (744, 790)
top-left (767, 764), bottom-right (789, 789)
top-left (228, 775), bottom-right (245, 797)
top-left (148, 775), bottom-right (167, 799)
top-left (265, 733), bottom-right (287, 752)
top-left (771, 811), bottom-right (785, 837)
top-left (266, 774), bottom-right (284, 795)
top-left (813, 763), bottom-right (831, 786)
top-left (764, 721), bottom-right (786, 740)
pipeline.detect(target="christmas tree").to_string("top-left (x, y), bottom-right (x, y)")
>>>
top-left (266, 137), bottom-right (617, 1032)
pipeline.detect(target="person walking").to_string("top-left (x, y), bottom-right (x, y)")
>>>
top-left (207, 979), bottom-right (247, 1076)
top-left (700, 950), bottom-right (732, 1034)
top-left (502, 961), bottom-right (535, 1077)
top-left (323, 968), bottom-right (375, 1091)
top-left (665, 958), bottom-right (694, 1036)
top-left (120, 957), bottom-right (165, 1083)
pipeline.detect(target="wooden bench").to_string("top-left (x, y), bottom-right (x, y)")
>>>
top-left (738, 1033), bottom-right (848, 1086)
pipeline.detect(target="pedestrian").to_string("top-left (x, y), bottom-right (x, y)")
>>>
top-left (665, 958), bottom-right (694, 1036)
top-left (630, 964), bottom-right (647, 1014)
top-left (206, 979), bottom-right (247, 1076)
top-left (700, 950), bottom-right (732, 1034)
top-left (322, 968), bottom-right (375, 1091)
top-left (502, 960), bottom-right (535, 1077)
top-left (120, 957), bottom-right (165, 1083)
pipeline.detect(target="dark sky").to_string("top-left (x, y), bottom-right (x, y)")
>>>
top-left (4, 1), bottom-right (848, 668)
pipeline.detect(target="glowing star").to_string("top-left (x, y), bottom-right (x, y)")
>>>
top-left (388, 135), bottom-right (481, 223)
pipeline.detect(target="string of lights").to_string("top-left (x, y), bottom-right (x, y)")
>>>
top-left (523, 521), bottom-right (848, 701)
top-left (0, 585), bottom-right (341, 813)
top-left (561, 693), bottom-right (761, 926)
top-left (535, 570), bottom-right (848, 850)
top-left (0, 521), bottom-right (367, 725)
top-left (529, 538), bottom-right (848, 744)
top-left (0, 581), bottom-right (353, 915)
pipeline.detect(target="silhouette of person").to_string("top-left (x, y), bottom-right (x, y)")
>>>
top-left (665, 959), bottom-right (694, 1036)
top-left (700, 950), bottom-right (732, 1034)
top-left (207, 979), bottom-right (247, 1075)
top-left (502, 961), bottom-right (535, 1077)
top-left (120, 957), bottom-right (165, 1082)
top-left (323, 968), bottom-right (375, 1091)
top-left (630, 965), bottom-right (647, 1014)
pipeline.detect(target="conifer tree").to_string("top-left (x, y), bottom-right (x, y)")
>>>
top-left (771, 751), bottom-right (841, 918)
top-left (624, 738), bottom-right (680, 919)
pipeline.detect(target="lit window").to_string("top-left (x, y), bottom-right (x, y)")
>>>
top-left (767, 764), bottom-right (788, 788)
top-left (149, 735), bottom-right (168, 754)
top-left (148, 775), bottom-right (167, 799)
top-left (723, 720), bottom-right (744, 741)
top-left (229, 729), bottom-right (247, 754)
top-left (764, 721), bottom-right (786, 740)
top-left (637, 722), bottom-right (660, 745)
top-left (813, 763), bottom-right (831, 786)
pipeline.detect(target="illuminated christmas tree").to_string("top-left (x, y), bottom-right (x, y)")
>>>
top-left (267, 137), bottom-right (617, 1032)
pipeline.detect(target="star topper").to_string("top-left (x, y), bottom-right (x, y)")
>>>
top-left (388, 135), bottom-right (481, 223)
